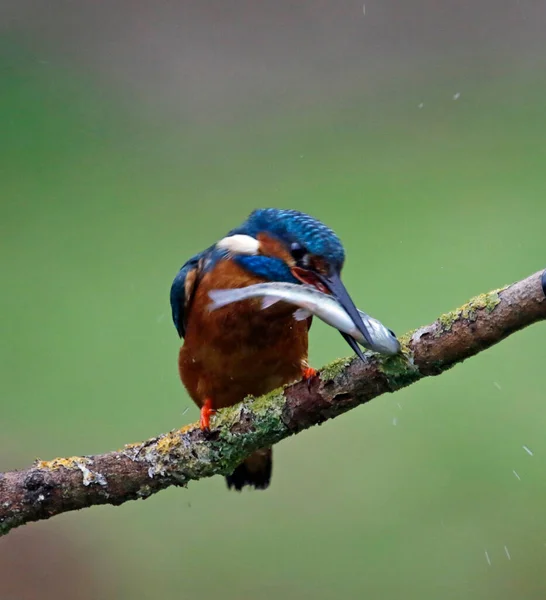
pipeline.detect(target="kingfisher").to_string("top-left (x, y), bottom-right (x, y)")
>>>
top-left (170, 208), bottom-right (373, 491)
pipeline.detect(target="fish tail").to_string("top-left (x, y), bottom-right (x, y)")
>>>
top-left (207, 289), bottom-right (246, 311)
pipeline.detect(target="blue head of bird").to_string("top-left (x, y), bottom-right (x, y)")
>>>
top-left (211, 208), bottom-right (375, 359)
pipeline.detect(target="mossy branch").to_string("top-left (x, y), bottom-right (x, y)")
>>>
top-left (1, 269), bottom-right (545, 537)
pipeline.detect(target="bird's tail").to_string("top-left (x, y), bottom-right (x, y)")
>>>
top-left (226, 448), bottom-right (272, 491)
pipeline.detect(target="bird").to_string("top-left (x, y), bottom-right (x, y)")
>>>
top-left (170, 208), bottom-right (373, 491)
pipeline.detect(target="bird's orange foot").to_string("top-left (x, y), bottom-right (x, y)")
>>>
top-left (200, 399), bottom-right (216, 432)
top-left (301, 366), bottom-right (318, 390)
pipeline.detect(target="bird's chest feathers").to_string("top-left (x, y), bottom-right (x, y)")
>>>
top-left (182, 259), bottom-right (308, 372)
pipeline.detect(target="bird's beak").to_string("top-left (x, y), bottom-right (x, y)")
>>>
top-left (291, 266), bottom-right (373, 361)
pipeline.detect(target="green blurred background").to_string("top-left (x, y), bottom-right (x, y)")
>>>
top-left (1, 2), bottom-right (546, 598)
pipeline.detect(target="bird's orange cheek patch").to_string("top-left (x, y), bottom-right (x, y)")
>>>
top-left (256, 233), bottom-right (294, 265)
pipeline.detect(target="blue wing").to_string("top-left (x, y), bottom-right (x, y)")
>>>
top-left (170, 253), bottom-right (202, 338)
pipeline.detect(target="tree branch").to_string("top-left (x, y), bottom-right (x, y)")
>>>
top-left (1, 269), bottom-right (545, 537)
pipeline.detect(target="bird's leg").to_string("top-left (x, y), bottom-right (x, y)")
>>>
top-left (200, 398), bottom-right (216, 431)
top-left (302, 366), bottom-right (317, 380)
top-left (301, 363), bottom-right (317, 390)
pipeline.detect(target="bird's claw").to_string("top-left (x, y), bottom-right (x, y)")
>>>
top-left (200, 399), bottom-right (216, 432)
top-left (301, 366), bottom-right (318, 391)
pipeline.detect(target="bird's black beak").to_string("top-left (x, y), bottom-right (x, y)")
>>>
top-left (317, 270), bottom-right (374, 361)
top-left (291, 266), bottom-right (373, 361)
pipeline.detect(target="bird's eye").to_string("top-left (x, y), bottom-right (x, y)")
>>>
top-left (290, 242), bottom-right (307, 262)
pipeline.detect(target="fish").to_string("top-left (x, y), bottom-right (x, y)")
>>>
top-left (207, 282), bottom-right (401, 356)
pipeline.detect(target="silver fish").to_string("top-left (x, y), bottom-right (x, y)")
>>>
top-left (207, 282), bottom-right (401, 356)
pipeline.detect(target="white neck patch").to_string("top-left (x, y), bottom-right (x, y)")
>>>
top-left (216, 234), bottom-right (260, 256)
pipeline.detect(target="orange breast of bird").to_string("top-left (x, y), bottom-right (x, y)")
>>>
top-left (178, 259), bottom-right (310, 411)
